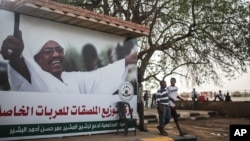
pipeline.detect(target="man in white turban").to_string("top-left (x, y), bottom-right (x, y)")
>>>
top-left (1, 31), bottom-right (137, 94)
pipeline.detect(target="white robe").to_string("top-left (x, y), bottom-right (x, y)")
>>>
top-left (7, 57), bottom-right (128, 94)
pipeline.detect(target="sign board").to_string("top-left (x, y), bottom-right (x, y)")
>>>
top-left (0, 10), bottom-right (137, 140)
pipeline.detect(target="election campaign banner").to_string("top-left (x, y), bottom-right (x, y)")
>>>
top-left (0, 9), bottom-right (137, 140)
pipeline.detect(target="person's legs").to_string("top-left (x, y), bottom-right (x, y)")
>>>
top-left (171, 107), bottom-right (187, 136)
top-left (145, 100), bottom-right (148, 109)
top-left (164, 105), bottom-right (171, 125)
top-left (151, 100), bottom-right (155, 108)
top-left (157, 105), bottom-right (169, 136)
top-left (218, 97), bottom-right (223, 101)
top-left (163, 105), bottom-right (171, 135)
top-left (192, 97), bottom-right (195, 109)
top-left (146, 100), bottom-right (148, 109)
top-left (214, 95), bottom-right (218, 101)
top-left (157, 107), bottom-right (164, 134)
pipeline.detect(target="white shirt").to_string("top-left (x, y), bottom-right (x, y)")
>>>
top-left (218, 92), bottom-right (225, 101)
top-left (8, 57), bottom-right (128, 94)
top-left (167, 86), bottom-right (178, 107)
top-left (192, 90), bottom-right (197, 98)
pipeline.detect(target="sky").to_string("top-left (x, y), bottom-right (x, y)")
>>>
top-left (148, 67), bottom-right (250, 94)
top-left (177, 69), bottom-right (250, 93)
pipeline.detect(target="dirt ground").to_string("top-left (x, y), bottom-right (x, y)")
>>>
top-left (146, 116), bottom-right (250, 141)
top-left (19, 116), bottom-right (250, 141)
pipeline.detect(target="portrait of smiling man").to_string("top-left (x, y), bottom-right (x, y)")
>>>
top-left (1, 30), bottom-right (137, 94)
top-left (34, 40), bottom-right (65, 82)
top-left (0, 10), bottom-right (139, 95)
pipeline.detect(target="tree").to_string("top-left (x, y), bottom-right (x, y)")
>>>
top-left (55, 0), bottom-right (102, 10)
top-left (56, 0), bottom-right (250, 89)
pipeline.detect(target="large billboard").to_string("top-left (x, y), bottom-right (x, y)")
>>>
top-left (0, 9), bottom-right (137, 140)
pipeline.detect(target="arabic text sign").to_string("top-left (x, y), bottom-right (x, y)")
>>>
top-left (0, 91), bottom-right (137, 140)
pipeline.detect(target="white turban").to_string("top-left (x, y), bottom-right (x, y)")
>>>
top-left (25, 34), bottom-right (65, 58)
top-left (20, 15), bottom-right (66, 58)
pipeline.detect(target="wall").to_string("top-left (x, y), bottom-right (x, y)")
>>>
top-left (176, 101), bottom-right (250, 118)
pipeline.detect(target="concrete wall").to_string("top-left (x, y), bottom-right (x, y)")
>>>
top-left (176, 101), bottom-right (250, 118)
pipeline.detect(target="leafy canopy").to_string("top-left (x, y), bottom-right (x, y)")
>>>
top-left (56, 0), bottom-right (250, 89)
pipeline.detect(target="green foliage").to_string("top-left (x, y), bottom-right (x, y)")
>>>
top-left (54, 0), bottom-right (102, 10)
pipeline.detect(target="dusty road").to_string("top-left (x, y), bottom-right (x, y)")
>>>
top-left (20, 117), bottom-right (250, 141)
top-left (20, 109), bottom-right (250, 141)
top-left (148, 116), bottom-right (250, 141)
